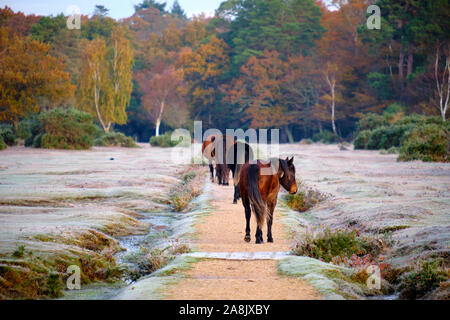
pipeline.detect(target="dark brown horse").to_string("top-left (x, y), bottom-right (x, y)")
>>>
top-left (239, 157), bottom-right (297, 244)
top-left (212, 134), bottom-right (236, 185)
top-left (226, 141), bottom-right (254, 204)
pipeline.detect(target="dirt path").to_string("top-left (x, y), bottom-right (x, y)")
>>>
top-left (163, 183), bottom-right (320, 300)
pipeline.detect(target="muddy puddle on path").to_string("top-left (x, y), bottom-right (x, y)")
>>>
top-left (61, 177), bottom-right (213, 300)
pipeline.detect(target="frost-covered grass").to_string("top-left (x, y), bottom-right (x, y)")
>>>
top-left (278, 256), bottom-right (360, 299)
top-left (0, 145), bottom-right (193, 299)
top-left (114, 255), bottom-right (200, 300)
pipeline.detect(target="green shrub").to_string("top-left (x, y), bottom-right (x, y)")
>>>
top-left (94, 131), bottom-right (137, 148)
top-left (17, 117), bottom-right (43, 147)
top-left (398, 123), bottom-right (450, 162)
top-left (292, 228), bottom-right (383, 263)
top-left (312, 130), bottom-right (339, 144)
top-left (387, 146), bottom-right (398, 154)
top-left (0, 124), bottom-right (17, 146)
top-left (392, 114), bottom-right (442, 127)
top-left (383, 103), bottom-right (405, 116)
top-left (357, 113), bottom-right (389, 132)
top-left (354, 130), bottom-right (372, 149)
top-left (150, 132), bottom-right (186, 148)
top-left (398, 259), bottom-right (447, 300)
top-left (366, 125), bottom-right (414, 150)
top-left (12, 245), bottom-right (26, 258)
top-left (39, 108), bottom-right (97, 150)
top-left (285, 187), bottom-right (327, 213)
top-left (32, 133), bottom-right (43, 148)
top-left (0, 136), bottom-right (6, 150)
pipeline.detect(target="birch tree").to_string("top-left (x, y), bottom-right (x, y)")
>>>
top-left (136, 67), bottom-right (185, 136)
top-left (78, 26), bottom-right (134, 133)
top-left (434, 43), bottom-right (450, 121)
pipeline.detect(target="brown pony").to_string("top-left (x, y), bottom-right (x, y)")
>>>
top-left (212, 134), bottom-right (236, 185)
top-left (226, 141), bottom-right (254, 204)
top-left (202, 135), bottom-right (217, 182)
top-left (239, 158), bottom-right (297, 244)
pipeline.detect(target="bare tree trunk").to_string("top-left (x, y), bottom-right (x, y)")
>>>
top-left (324, 71), bottom-right (338, 136)
top-left (285, 126), bottom-right (294, 144)
top-left (407, 47), bottom-right (414, 77)
top-left (331, 98), bottom-right (337, 136)
top-left (155, 118), bottom-right (161, 137)
top-left (435, 44), bottom-right (450, 122)
top-left (94, 85), bottom-right (109, 133)
top-left (398, 44), bottom-right (405, 84)
top-left (388, 43), bottom-right (394, 79)
top-left (155, 100), bottom-right (165, 137)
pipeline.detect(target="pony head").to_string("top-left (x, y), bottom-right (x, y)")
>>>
top-left (279, 157), bottom-right (298, 194)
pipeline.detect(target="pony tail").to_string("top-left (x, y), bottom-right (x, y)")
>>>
top-left (248, 164), bottom-right (269, 228)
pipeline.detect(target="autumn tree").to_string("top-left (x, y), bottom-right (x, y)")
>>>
top-left (283, 55), bottom-right (322, 135)
top-left (30, 14), bottom-right (83, 85)
top-left (0, 28), bottom-right (74, 126)
top-left (312, 1), bottom-right (380, 136)
top-left (0, 6), bottom-right (40, 37)
top-left (179, 35), bottom-right (230, 126)
top-left (136, 67), bottom-right (186, 136)
top-left (77, 26), bottom-right (134, 133)
top-left (217, 0), bottom-right (324, 73)
top-left (227, 50), bottom-right (292, 130)
top-left (181, 15), bottom-right (210, 48)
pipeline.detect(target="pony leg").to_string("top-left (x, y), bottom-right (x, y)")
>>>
top-left (216, 165), bottom-right (222, 185)
top-left (267, 215), bottom-right (274, 243)
top-left (233, 186), bottom-right (240, 204)
top-left (209, 163), bottom-right (214, 182)
top-left (267, 203), bottom-right (275, 243)
top-left (243, 197), bottom-right (251, 243)
top-left (255, 227), bottom-right (263, 244)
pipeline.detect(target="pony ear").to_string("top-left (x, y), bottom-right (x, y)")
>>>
top-left (289, 157), bottom-right (294, 164)
top-left (279, 159), bottom-right (288, 178)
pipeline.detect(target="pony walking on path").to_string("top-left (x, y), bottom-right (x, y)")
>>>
top-left (239, 158), bottom-right (298, 244)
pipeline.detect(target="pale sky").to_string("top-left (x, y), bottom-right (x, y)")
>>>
top-left (0, 0), bottom-right (224, 19)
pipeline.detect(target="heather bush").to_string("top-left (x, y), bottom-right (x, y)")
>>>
top-left (292, 228), bottom-right (384, 263)
top-left (285, 186), bottom-right (327, 213)
top-left (398, 259), bottom-right (447, 300)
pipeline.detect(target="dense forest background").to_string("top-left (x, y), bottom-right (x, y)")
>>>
top-left (0, 0), bottom-right (449, 143)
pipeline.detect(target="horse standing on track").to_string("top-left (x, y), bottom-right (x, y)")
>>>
top-left (202, 135), bottom-right (217, 183)
top-left (239, 157), bottom-right (298, 244)
top-left (212, 135), bottom-right (236, 185)
top-left (226, 141), bottom-right (254, 204)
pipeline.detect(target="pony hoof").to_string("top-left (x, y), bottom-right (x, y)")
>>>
top-left (256, 240), bottom-right (264, 244)
top-left (268, 238), bottom-right (274, 243)
top-left (233, 200), bottom-right (237, 204)
top-left (244, 236), bottom-right (251, 243)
